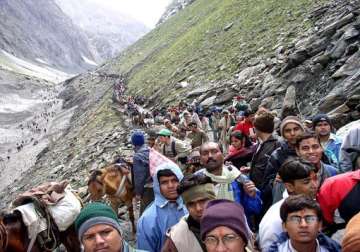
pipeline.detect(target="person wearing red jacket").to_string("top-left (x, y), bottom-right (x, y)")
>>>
top-left (233, 110), bottom-right (255, 139)
top-left (317, 169), bottom-right (360, 226)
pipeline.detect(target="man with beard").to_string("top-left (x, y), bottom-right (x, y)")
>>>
top-left (312, 114), bottom-right (342, 169)
top-left (162, 173), bottom-right (216, 252)
top-left (197, 142), bottom-right (262, 226)
top-left (258, 157), bottom-right (319, 251)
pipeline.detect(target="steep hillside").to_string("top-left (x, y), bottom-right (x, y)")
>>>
top-left (105, 0), bottom-right (325, 97)
top-left (0, 0), bottom-right (97, 74)
top-left (157, 0), bottom-right (195, 25)
top-left (55, 0), bottom-right (149, 61)
top-left (102, 0), bottom-right (359, 122)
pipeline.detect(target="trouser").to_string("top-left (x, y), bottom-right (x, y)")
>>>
top-left (140, 187), bottom-right (154, 215)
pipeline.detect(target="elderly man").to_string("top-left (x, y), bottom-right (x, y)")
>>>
top-left (201, 199), bottom-right (252, 252)
top-left (75, 202), bottom-right (146, 252)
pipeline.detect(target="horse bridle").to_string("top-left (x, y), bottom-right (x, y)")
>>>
top-left (0, 221), bottom-right (8, 251)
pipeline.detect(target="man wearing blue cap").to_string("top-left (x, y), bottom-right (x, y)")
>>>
top-left (131, 130), bottom-right (153, 214)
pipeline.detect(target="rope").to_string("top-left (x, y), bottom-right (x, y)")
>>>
top-left (114, 176), bottom-right (127, 198)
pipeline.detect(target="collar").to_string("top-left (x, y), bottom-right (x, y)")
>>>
top-left (328, 133), bottom-right (337, 142)
top-left (157, 197), bottom-right (184, 210)
top-left (287, 239), bottom-right (320, 252)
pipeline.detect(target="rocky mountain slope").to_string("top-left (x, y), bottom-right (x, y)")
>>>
top-left (157, 0), bottom-right (195, 25)
top-left (0, 0), bottom-right (98, 74)
top-left (1, 0), bottom-right (360, 206)
top-left (54, 0), bottom-right (149, 61)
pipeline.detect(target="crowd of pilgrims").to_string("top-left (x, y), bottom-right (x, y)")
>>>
top-left (74, 95), bottom-right (360, 252)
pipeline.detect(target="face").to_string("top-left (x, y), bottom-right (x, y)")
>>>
top-left (245, 114), bottom-right (254, 123)
top-left (164, 121), bottom-right (171, 129)
top-left (285, 171), bottom-right (319, 198)
top-left (147, 138), bottom-right (155, 147)
top-left (158, 135), bottom-right (169, 144)
top-left (185, 114), bottom-right (191, 122)
top-left (231, 137), bottom-right (244, 150)
top-left (159, 175), bottom-right (179, 201)
top-left (314, 121), bottom-right (331, 137)
top-left (283, 208), bottom-right (322, 245)
top-left (204, 226), bottom-right (245, 252)
top-left (200, 142), bottom-right (224, 173)
top-left (82, 224), bottom-right (122, 252)
top-left (296, 138), bottom-right (323, 166)
top-left (283, 123), bottom-right (304, 145)
top-left (190, 124), bottom-right (197, 132)
top-left (186, 197), bottom-right (210, 222)
top-left (223, 113), bottom-right (229, 118)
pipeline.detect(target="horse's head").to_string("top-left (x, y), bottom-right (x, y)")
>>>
top-left (0, 211), bottom-right (27, 252)
top-left (88, 170), bottom-right (106, 201)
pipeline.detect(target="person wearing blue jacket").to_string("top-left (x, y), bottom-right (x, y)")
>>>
top-left (131, 130), bottom-right (153, 214)
top-left (313, 114), bottom-right (342, 169)
top-left (197, 142), bottom-right (262, 225)
top-left (136, 162), bottom-right (188, 252)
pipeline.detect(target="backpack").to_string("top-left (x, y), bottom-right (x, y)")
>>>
top-left (163, 141), bottom-right (188, 164)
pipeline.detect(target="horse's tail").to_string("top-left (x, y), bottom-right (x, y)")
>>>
top-left (0, 222), bottom-right (8, 252)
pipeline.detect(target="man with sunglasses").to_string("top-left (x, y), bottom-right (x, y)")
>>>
top-left (268, 195), bottom-right (340, 252)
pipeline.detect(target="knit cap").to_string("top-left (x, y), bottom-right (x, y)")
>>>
top-left (253, 111), bottom-right (275, 133)
top-left (342, 212), bottom-right (360, 252)
top-left (312, 114), bottom-right (331, 128)
top-left (131, 130), bottom-right (145, 146)
top-left (181, 183), bottom-right (216, 204)
top-left (200, 199), bottom-right (250, 244)
top-left (75, 202), bottom-right (122, 240)
top-left (280, 116), bottom-right (304, 136)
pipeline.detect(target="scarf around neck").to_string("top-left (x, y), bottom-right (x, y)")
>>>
top-left (204, 165), bottom-right (241, 201)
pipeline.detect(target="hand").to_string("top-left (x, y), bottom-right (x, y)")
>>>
top-left (275, 173), bottom-right (282, 182)
top-left (240, 166), bottom-right (251, 174)
top-left (243, 180), bottom-right (257, 198)
top-left (135, 194), bottom-right (141, 202)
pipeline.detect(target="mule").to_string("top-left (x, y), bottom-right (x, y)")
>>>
top-left (0, 210), bottom-right (80, 252)
top-left (88, 160), bottom-right (136, 233)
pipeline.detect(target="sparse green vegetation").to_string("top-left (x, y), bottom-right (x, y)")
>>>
top-left (108, 0), bottom-right (326, 100)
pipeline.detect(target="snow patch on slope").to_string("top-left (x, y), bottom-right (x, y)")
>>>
top-left (0, 50), bottom-right (73, 83)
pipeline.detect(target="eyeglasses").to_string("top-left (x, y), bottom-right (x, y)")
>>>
top-left (287, 215), bottom-right (318, 225)
top-left (203, 234), bottom-right (242, 248)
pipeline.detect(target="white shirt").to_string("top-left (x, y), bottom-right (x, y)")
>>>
top-left (277, 239), bottom-right (329, 252)
top-left (259, 198), bottom-right (285, 251)
top-left (259, 190), bottom-right (289, 251)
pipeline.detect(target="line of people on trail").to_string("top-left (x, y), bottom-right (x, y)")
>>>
top-left (75, 97), bottom-right (360, 252)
